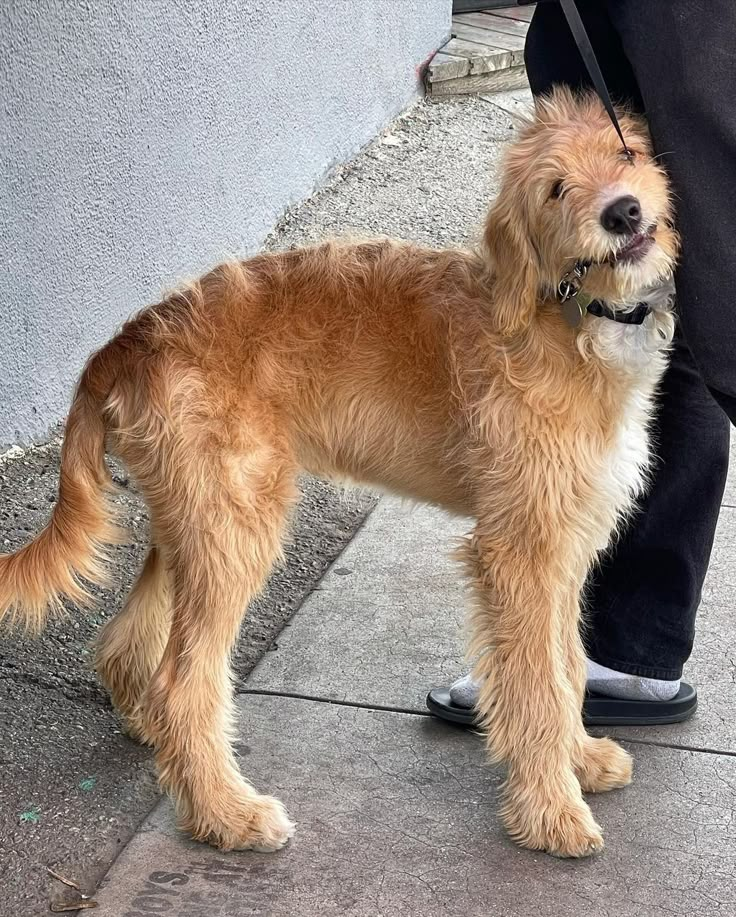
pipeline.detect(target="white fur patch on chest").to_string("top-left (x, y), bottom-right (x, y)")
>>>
top-left (592, 383), bottom-right (657, 552)
top-left (576, 282), bottom-right (674, 553)
top-left (606, 387), bottom-right (651, 502)
top-left (587, 310), bottom-right (674, 372)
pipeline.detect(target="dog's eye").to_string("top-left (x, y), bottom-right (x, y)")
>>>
top-left (550, 180), bottom-right (564, 200)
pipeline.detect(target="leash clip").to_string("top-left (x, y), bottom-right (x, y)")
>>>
top-left (558, 279), bottom-right (576, 303)
top-left (559, 261), bottom-right (593, 326)
top-left (557, 260), bottom-right (589, 302)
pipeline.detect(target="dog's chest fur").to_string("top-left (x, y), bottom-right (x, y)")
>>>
top-left (593, 385), bottom-right (652, 549)
top-left (585, 318), bottom-right (671, 551)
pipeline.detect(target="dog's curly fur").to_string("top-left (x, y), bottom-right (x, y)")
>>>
top-left (0, 89), bottom-right (678, 857)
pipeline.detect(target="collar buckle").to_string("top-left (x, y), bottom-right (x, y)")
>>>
top-left (558, 260), bottom-right (590, 304)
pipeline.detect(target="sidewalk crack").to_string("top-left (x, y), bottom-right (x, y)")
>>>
top-left (240, 689), bottom-right (736, 759)
top-left (610, 735), bottom-right (736, 759)
top-left (238, 687), bottom-right (431, 717)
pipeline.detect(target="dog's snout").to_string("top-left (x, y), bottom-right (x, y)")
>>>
top-left (600, 196), bottom-right (642, 235)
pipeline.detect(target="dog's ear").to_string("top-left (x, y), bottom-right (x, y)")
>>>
top-left (483, 188), bottom-right (540, 336)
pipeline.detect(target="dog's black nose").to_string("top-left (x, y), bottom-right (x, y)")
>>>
top-left (600, 196), bottom-right (642, 235)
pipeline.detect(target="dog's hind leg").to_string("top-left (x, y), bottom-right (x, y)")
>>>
top-left (464, 526), bottom-right (604, 858)
top-left (95, 546), bottom-right (171, 742)
top-left (137, 437), bottom-right (298, 851)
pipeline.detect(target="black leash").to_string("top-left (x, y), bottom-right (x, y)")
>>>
top-left (557, 0), bottom-right (633, 157)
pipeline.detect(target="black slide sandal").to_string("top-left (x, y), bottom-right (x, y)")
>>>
top-left (426, 683), bottom-right (698, 728)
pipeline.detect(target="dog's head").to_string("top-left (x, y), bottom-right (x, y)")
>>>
top-left (484, 87), bottom-right (678, 335)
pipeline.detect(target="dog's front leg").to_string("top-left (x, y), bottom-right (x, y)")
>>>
top-left (463, 527), bottom-right (604, 858)
top-left (561, 592), bottom-right (634, 795)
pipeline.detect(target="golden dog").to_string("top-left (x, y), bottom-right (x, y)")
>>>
top-left (0, 89), bottom-right (678, 858)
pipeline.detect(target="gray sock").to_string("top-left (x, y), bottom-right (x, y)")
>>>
top-left (449, 672), bottom-right (481, 708)
top-left (586, 659), bottom-right (680, 701)
top-left (449, 660), bottom-right (680, 708)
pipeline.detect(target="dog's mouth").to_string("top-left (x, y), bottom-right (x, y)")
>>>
top-left (608, 225), bottom-right (657, 265)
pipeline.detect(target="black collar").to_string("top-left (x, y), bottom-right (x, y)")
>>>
top-left (557, 260), bottom-right (652, 327)
top-left (586, 300), bottom-right (652, 325)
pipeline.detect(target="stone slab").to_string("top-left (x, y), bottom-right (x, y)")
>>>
top-left (248, 498), bottom-right (736, 753)
top-left (427, 50), bottom-right (471, 83)
top-left (480, 86), bottom-right (533, 117)
top-left (430, 66), bottom-right (529, 97)
top-left (247, 497), bottom-right (470, 711)
top-left (91, 695), bottom-right (736, 917)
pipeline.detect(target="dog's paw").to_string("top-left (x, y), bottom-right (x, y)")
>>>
top-left (502, 792), bottom-right (604, 858)
top-left (576, 736), bottom-right (633, 794)
top-left (121, 713), bottom-right (156, 747)
top-left (184, 793), bottom-right (296, 852)
top-left (122, 701), bottom-right (159, 748)
top-left (543, 801), bottom-right (604, 859)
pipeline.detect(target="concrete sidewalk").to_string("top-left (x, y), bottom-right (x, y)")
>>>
top-left (91, 495), bottom-right (736, 916)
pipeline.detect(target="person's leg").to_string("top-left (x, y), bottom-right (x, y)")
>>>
top-left (585, 331), bottom-right (730, 682)
top-left (588, 0), bottom-right (735, 677)
top-left (505, 0), bottom-right (728, 689)
top-left (608, 0), bottom-right (736, 424)
top-left (503, 0), bottom-right (729, 687)
top-left (522, 0), bottom-right (642, 105)
top-left (428, 0), bottom-right (731, 724)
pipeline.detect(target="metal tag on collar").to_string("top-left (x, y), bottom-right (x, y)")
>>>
top-left (562, 290), bottom-right (593, 328)
top-left (561, 299), bottom-right (583, 327)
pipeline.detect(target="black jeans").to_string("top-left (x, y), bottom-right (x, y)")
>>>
top-left (524, 0), bottom-right (733, 679)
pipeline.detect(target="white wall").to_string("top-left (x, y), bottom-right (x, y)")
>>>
top-left (0, 0), bottom-right (449, 444)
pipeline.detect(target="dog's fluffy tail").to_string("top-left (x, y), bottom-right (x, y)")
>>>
top-left (0, 343), bottom-right (124, 632)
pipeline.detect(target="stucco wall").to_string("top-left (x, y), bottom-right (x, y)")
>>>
top-left (0, 0), bottom-right (449, 445)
